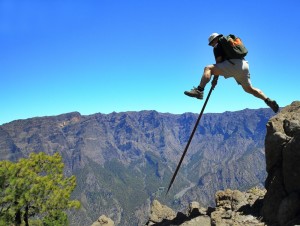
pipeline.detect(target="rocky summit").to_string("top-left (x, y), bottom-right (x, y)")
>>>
top-left (144, 101), bottom-right (300, 226)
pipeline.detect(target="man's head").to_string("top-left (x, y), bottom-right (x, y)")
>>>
top-left (208, 33), bottom-right (223, 46)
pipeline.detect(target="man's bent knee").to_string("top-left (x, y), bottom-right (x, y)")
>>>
top-left (206, 64), bottom-right (222, 76)
top-left (242, 85), bottom-right (253, 93)
top-left (204, 65), bottom-right (214, 72)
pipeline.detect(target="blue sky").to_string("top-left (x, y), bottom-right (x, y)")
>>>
top-left (1, 0), bottom-right (299, 125)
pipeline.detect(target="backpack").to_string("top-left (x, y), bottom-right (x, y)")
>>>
top-left (219, 34), bottom-right (248, 59)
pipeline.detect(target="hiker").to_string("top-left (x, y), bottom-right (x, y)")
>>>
top-left (184, 33), bottom-right (279, 113)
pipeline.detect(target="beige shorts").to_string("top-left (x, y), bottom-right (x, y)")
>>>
top-left (215, 59), bottom-right (252, 86)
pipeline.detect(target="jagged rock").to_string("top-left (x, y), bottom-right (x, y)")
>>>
top-left (215, 189), bottom-right (248, 211)
top-left (187, 201), bottom-right (207, 217)
top-left (211, 187), bottom-right (266, 226)
top-left (262, 101), bottom-right (300, 225)
top-left (91, 215), bottom-right (115, 226)
top-left (148, 200), bottom-right (176, 223)
top-left (147, 187), bottom-right (265, 226)
top-left (146, 199), bottom-right (210, 226)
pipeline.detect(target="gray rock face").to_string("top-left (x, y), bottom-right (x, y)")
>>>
top-left (262, 101), bottom-right (300, 226)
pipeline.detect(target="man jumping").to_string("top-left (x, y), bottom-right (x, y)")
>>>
top-left (184, 33), bottom-right (279, 113)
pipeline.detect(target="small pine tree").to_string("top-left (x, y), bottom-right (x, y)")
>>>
top-left (0, 152), bottom-right (80, 225)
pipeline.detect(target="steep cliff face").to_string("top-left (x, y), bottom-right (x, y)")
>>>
top-left (262, 101), bottom-right (300, 225)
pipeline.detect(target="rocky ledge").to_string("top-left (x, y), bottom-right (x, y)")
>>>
top-left (146, 187), bottom-right (265, 226)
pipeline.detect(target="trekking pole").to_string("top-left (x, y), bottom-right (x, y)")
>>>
top-left (166, 78), bottom-right (217, 195)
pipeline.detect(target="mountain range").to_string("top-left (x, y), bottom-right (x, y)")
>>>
top-left (0, 108), bottom-right (275, 225)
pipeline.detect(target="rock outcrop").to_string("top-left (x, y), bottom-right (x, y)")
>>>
top-left (146, 187), bottom-right (265, 226)
top-left (262, 101), bottom-right (300, 225)
top-left (148, 200), bottom-right (177, 223)
top-left (146, 101), bottom-right (300, 226)
top-left (91, 215), bottom-right (115, 226)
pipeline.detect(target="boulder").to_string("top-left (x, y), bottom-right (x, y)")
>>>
top-left (148, 199), bottom-right (176, 223)
top-left (91, 215), bottom-right (114, 226)
top-left (211, 187), bottom-right (265, 226)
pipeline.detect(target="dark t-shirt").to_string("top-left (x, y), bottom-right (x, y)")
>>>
top-left (213, 42), bottom-right (226, 62)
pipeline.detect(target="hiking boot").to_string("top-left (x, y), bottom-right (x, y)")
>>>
top-left (265, 98), bottom-right (279, 113)
top-left (184, 87), bottom-right (204, 99)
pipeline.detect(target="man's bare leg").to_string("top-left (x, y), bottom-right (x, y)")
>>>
top-left (199, 64), bottom-right (223, 89)
top-left (241, 84), bottom-right (267, 100)
top-left (184, 64), bottom-right (223, 99)
top-left (241, 84), bottom-right (279, 113)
